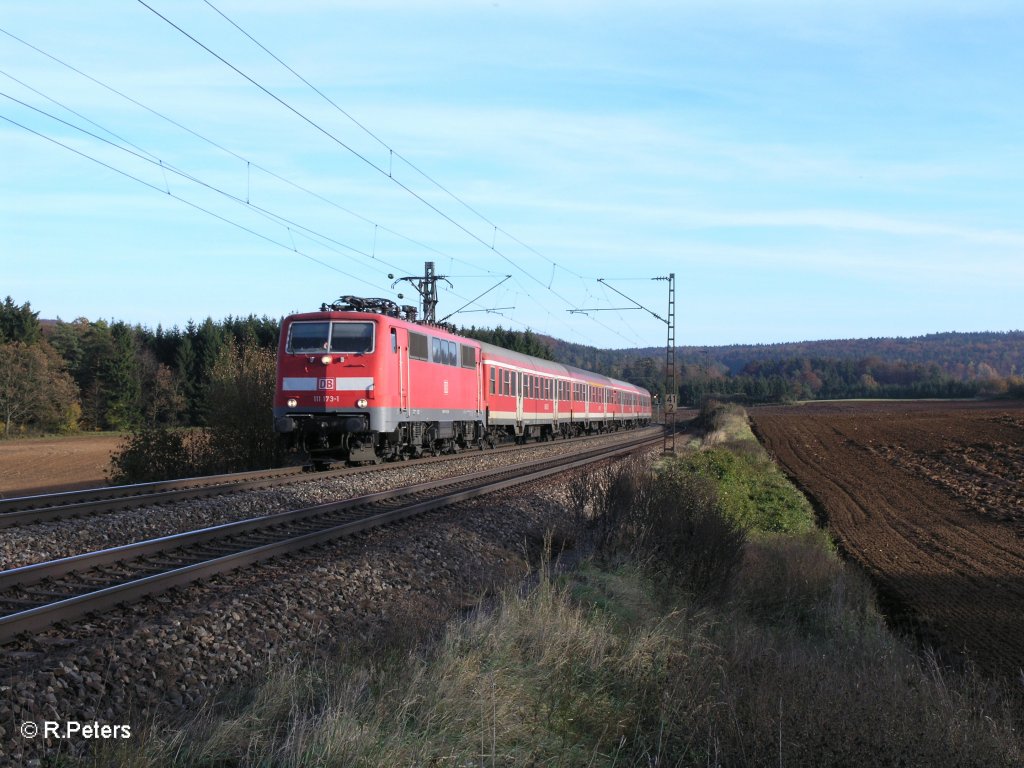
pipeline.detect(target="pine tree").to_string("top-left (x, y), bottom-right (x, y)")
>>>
top-left (0, 296), bottom-right (41, 344)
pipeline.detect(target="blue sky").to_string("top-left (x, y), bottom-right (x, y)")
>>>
top-left (2, 1), bottom-right (1021, 348)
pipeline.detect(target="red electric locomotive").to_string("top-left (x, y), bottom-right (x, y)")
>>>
top-left (273, 296), bottom-right (652, 466)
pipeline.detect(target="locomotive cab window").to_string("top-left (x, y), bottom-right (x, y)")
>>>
top-left (287, 321), bottom-right (374, 354)
top-left (331, 322), bottom-right (374, 353)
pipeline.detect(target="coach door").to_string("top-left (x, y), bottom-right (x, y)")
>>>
top-left (515, 371), bottom-right (524, 435)
top-left (396, 328), bottom-right (409, 413)
top-left (553, 378), bottom-right (561, 428)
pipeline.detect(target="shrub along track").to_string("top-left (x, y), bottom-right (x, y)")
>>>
top-left (750, 400), bottom-right (1024, 675)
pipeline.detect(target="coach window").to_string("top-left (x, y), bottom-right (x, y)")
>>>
top-left (489, 368), bottom-right (496, 394)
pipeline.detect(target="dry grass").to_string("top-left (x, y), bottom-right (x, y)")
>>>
top-left (97, 552), bottom-right (1023, 767)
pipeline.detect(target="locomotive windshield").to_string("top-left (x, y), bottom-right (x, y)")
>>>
top-left (287, 321), bottom-right (374, 354)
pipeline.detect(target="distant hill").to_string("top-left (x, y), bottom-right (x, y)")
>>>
top-left (544, 330), bottom-right (1024, 381)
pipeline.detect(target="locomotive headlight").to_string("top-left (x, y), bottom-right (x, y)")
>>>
top-left (356, 398), bottom-right (369, 408)
top-left (287, 398), bottom-right (298, 408)
top-left (320, 354), bottom-right (332, 365)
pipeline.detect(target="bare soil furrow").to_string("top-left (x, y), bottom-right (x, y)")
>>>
top-left (751, 400), bottom-right (1024, 674)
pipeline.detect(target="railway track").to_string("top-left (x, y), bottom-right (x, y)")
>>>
top-left (0, 432), bottom-right (660, 644)
top-left (0, 466), bottom-right (311, 528)
top-left (0, 429), bottom-right (658, 528)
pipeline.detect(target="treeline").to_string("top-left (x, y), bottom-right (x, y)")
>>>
top-left (622, 330), bottom-right (1024, 380)
top-left (457, 325), bottom-right (554, 360)
top-left (1, 296), bottom-right (280, 477)
top-left (678, 357), bottom-right (1011, 406)
top-left (544, 339), bottom-right (1023, 406)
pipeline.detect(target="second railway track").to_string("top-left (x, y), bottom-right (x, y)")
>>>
top-left (0, 432), bottom-right (660, 644)
top-left (0, 428), bottom-right (659, 528)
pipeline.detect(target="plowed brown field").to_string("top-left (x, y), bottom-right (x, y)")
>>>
top-left (750, 400), bottom-right (1024, 675)
top-left (0, 434), bottom-right (121, 497)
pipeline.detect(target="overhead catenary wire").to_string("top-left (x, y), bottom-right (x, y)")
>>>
top-left (0, 112), bottom-right (387, 292)
top-left (0, 84), bottom-right (524, 328)
top-left (0, 88), bottom-right (400, 273)
top-left (1, 94), bottom-right (517, 324)
top-left (201, 0), bottom-right (545, 265)
top-left (139, 1), bottom-right (641, 343)
top-left (3, 11), bottom-right (660, 348)
top-left (0, 25), bottom-right (499, 281)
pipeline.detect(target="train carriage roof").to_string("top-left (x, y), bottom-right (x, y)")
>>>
top-left (477, 341), bottom-right (647, 394)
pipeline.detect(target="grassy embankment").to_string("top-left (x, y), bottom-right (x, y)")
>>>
top-left (97, 405), bottom-right (1022, 766)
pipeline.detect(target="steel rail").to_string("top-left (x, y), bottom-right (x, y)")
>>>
top-left (0, 467), bottom-right (304, 519)
top-left (0, 434), bottom-right (660, 644)
top-left (0, 427), bottom-right (661, 528)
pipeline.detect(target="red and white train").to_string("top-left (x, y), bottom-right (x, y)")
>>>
top-left (273, 297), bottom-right (652, 465)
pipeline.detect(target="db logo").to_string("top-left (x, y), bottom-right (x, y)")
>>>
top-left (318, 379), bottom-right (335, 390)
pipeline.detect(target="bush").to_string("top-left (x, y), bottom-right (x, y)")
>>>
top-left (107, 427), bottom-right (211, 484)
top-left (106, 339), bottom-right (278, 483)
top-left (203, 340), bottom-right (279, 472)
top-left (581, 458), bottom-right (747, 602)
